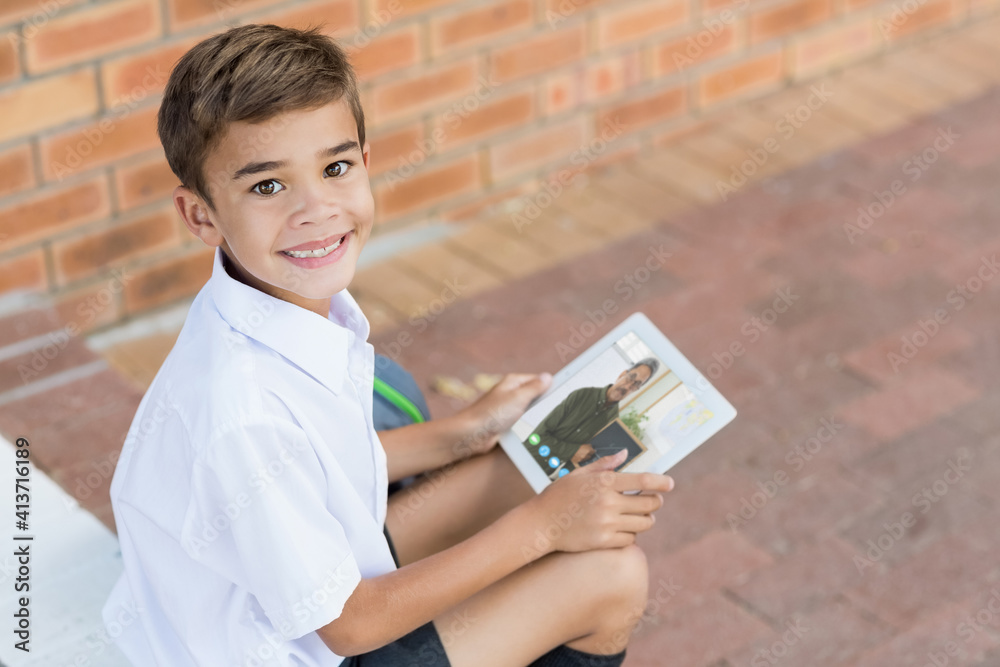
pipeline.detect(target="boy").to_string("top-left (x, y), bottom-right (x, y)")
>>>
top-left (102, 24), bottom-right (674, 667)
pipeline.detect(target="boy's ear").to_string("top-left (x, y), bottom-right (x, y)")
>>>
top-left (173, 185), bottom-right (224, 247)
top-left (362, 141), bottom-right (370, 171)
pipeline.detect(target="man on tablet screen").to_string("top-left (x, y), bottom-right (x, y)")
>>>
top-left (523, 359), bottom-right (659, 479)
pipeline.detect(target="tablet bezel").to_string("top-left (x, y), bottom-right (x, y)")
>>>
top-left (498, 312), bottom-right (737, 493)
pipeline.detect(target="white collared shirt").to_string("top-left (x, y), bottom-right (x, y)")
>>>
top-left (102, 248), bottom-right (396, 666)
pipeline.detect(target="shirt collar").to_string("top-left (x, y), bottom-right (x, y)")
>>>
top-left (207, 248), bottom-right (369, 394)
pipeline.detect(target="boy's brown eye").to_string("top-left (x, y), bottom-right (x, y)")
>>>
top-left (325, 161), bottom-right (350, 178)
top-left (251, 180), bottom-right (281, 196)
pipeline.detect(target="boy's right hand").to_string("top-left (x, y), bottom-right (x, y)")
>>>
top-left (525, 449), bottom-right (675, 554)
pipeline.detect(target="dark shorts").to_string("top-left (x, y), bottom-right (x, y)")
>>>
top-left (340, 528), bottom-right (626, 667)
top-left (339, 526), bottom-right (451, 667)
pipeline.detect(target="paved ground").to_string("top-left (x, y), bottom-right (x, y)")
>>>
top-left (371, 83), bottom-right (1000, 666)
top-left (2, 16), bottom-right (1000, 667)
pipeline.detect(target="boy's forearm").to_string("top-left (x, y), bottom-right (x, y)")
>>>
top-left (379, 413), bottom-right (477, 482)
top-left (321, 501), bottom-right (546, 655)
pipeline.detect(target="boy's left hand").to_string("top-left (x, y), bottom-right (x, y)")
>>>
top-left (457, 372), bottom-right (552, 456)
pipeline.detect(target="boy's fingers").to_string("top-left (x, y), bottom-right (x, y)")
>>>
top-left (618, 493), bottom-right (663, 515)
top-left (568, 449), bottom-right (624, 476)
top-left (612, 472), bottom-right (674, 493)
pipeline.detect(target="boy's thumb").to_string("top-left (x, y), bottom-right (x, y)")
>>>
top-left (583, 448), bottom-right (627, 472)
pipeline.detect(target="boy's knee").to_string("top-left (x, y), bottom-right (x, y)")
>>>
top-left (582, 545), bottom-right (649, 605)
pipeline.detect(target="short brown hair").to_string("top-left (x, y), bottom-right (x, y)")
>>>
top-left (158, 24), bottom-right (365, 210)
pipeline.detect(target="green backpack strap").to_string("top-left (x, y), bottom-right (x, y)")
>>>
top-left (373, 376), bottom-right (426, 424)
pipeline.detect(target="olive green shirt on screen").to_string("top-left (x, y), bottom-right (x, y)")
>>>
top-left (523, 384), bottom-right (620, 472)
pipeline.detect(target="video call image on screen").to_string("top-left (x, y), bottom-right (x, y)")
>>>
top-left (513, 332), bottom-right (714, 480)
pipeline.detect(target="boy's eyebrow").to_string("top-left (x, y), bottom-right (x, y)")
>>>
top-left (231, 140), bottom-right (362, 180)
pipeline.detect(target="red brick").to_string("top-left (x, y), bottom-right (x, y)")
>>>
top-left (727, 601), bottom-right (890, 667)
top-left (597, 85), bottom-right (686, 136)
top-left (256, 0), bottom-right (359, 35)
top-left (586, 53), bottom-right (641, 100)
top-left (370, 0), bottom-right (460, 17)
top-left (542, 0), bottom-right (616, 13)
top-left (40, 105), bottom-right (160, 182)
top-left (439, 182), bottom-right (533, 222)
top-left (647, 530), bottom-right (773, 604)
top-left (25, 0), bottom-right (161, 74)
top-left (597, 0), bottom-right (689, 49)
top-left (0, 249), bottom-right (46, 294)
top-left (374, 154), bottom-right (480, 219)
top-left (0, 68), bottom-right (99, 144)
top-left (0, 144), bottom-right (36, 198)
top-left (0, 0), bottom-right (85, 26)
top-left (635, 593), bottom-right (772, 665)
top-left (699, 50), bottom-right (784, 107)
top-left (434, 91), bottom-right (535, 150)
top-left (368, 59), bottom-right (479, 124)
top-left (878, 0), bottom-right (958, 40)
top-left (101, 39), bottom-right (197, 109)
top-left (846, 533), bottom-right (998, 628)
top-left (489, 118), bottom-right (586, 182)
top-left (364, 125), bottom-right (422, 178)
top-left (727, 537), bottom-right (863, 619)
top-left (542, 72), bottom-right (582, 116)
top-left (54, 280), bottom-right (126, 333)
top-left (490, 25), bottom-right (587, 84)
top-left (123, 246), bottom-right (214, 314)
top-left (349, 24), bottom-right (420, 82)
top-left (0, 34), bottom-right (18, 83)
top-left (0, 176), bottom-right (110, 250)
top-left (167, 0), bottom-right (284, 30)
top-left (850, 592), bottom-right (1000, 667)
top-left (750, 0), bottom-right (833, 44)
top-left (115, 152), bottom-right (180, 211)
top-left (838, 368), bottom-right (980, 442)
top-left (53, 207), bottom-right (182, 285)
top-left (431, 0), bottom-right (533, 54)
top-left (790, 17), bottom-right (877, 79)
top-left (843, 324), bottom-right (975, 385)
top-left (0, 331), bottom-right (102, 396)
top-left (653, 24), bottom-right (741, 76)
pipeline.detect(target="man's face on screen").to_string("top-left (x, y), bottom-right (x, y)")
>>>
top-left (607, 365), bottom-right (652, 403)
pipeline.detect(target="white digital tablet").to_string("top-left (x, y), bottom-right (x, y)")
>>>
top-left (499, 312), bottom-right (737, 493)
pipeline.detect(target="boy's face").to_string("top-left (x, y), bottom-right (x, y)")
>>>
top-left (175, 99), bottom-right (373, 316)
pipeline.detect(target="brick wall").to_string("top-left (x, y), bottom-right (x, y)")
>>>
top-left (0, 0), bottom-right (995, 331)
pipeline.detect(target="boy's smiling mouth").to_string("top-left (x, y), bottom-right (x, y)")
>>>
top-left (281, 231), bottom-right (351, 259)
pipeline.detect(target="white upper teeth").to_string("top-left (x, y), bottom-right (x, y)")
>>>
top-left (284, 237), bottom-right (343, 258)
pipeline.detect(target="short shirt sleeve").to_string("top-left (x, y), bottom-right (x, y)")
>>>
top-left (180, 415), bottom-right (362, 640)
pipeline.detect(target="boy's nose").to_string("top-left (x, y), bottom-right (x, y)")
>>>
top-left (288, 180), bottom-right (341, 226)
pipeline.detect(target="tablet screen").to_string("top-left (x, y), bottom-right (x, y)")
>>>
top-left (511, 330), bottom-right (715, 480)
